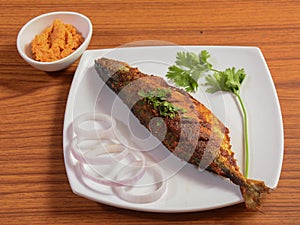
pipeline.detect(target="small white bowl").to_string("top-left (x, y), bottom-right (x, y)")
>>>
top-left (17, 11), bottom-right (93, 72)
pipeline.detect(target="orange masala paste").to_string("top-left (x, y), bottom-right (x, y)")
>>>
top-left (31, 19), bottom-right (84, 62)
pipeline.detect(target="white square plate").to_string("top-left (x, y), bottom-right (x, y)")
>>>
top-left (63, 46), bottom-right (284, 212)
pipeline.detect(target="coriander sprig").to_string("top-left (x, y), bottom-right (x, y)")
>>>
top-left (166, 51), bottom-right (212, 92)
top-left (166, 51), bottom-right (250, 178)
top-left (205, 67), bottom-right (249, 178)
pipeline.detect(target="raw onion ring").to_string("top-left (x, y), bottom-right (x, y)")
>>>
top-left (73, 112), bottom-right (116, 139)
top-left (78, 150), bottom-right (146, 187)
top-left (71, 137), bottom-right (129, 165)
top-left (112, 164), bottom-right (167, 203)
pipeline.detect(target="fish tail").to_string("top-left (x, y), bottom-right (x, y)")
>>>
top-left (213, 156), bottom-right (272, 210)
top-left (241, 179), bottom-right (272, 210)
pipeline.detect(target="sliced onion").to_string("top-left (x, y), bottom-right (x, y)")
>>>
top-left (71, 137), bottom-right (129, 165)
top-left (73, 112), bottom-right (116, 139)
top-left (112, 165), bottom-right (167, 203)
top-left (78, 150), bottom-right (146, 187)
top-left (71, 112), bottom-right (167, 203)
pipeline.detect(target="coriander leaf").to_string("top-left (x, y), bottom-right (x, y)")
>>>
top-left (204, 73), bottom-right (223, 93)
top-left (166, 65), bottom-right (198, 92)
top-left (224, 67), bottom-right (246, 93)
top-left (166, 50), bottom-right (212, 92)
top-left (204, 67), bottom-right (246, 95)
top-left (175, 51), bottom-right (199, 69)
top-left (199, 50), bottom-right (212, 69)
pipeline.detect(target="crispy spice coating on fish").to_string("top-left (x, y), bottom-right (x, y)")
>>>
top-left (94, 58), bottom-right (271, 210)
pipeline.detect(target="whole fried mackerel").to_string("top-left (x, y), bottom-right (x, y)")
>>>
top-left (94, 58), bottom-right (271, 209)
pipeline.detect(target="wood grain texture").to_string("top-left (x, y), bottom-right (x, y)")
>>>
top-left (0, 0), bottom-right (299, 224)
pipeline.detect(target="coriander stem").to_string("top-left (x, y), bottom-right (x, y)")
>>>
top-left (235, 92), bottom-right (249, 178)
top-left (211, 68), bottom-right (222, 73)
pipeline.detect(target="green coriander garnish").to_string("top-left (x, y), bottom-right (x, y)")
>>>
top-left (205, 67), bottom-right (249, 178)
top-left (138, 88), bottom-right (185, 119)
top-left (166, 50), bottom-right (212, 92)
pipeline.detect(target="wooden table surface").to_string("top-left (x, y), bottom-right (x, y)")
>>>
top-left (1, 0), bottom-right (299, 224)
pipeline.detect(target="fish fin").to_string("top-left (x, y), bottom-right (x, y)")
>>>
top-left (241, 179), bottom-right (272, 210)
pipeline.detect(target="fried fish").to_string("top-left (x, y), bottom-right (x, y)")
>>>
top-left (94, 58), bottom-right (271, 209)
